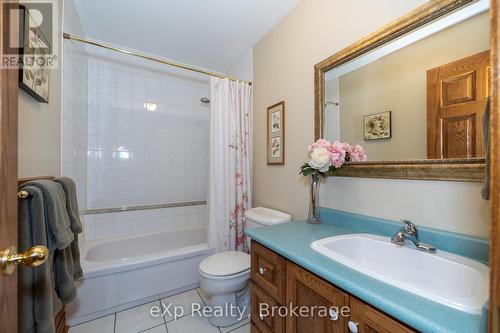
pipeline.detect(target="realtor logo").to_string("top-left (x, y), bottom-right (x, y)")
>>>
top-left (3, 0), bottom-right (58, 69)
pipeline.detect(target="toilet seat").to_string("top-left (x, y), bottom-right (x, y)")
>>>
top-left (199, 251), bottom-right (250, 280)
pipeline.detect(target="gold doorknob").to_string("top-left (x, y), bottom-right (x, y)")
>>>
top-left (0, 245), bottom-right (49, 275)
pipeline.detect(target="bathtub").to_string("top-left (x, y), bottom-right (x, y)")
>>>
top-left (66, 226), bottom-right (210, 325)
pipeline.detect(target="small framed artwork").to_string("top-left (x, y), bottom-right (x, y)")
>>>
top-left (267, 101), bottom-right (285, 165)
top-left (19, 5), bottom-right (50, 103)
top-left (363, 111), bottom-right (391, 140)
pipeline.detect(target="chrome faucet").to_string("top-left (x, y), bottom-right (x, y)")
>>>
top-left (391, 220), bottom-right (436, 253)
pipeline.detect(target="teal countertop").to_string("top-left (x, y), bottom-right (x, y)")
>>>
top-left (245, 208), bottom-right (489, 333)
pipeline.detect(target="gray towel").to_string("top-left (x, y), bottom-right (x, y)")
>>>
top-left (26, 179), bottom-right (79, 305)
top-left (54, 177), bottom-right (83, 280)
top-left (53, 247), bottom-right (77, 304)
top-left (20, 180), bottom-right (79, 325)
top-left (482, 98), bottom-right (490, 200)
top-left (71, 234), bottom-right (83, 280)
top-left (24, 180), bottom-right (74, 250)
top-left (19, 185), bottom-right (61, 333)
top-left (53, 177), bottom-right (82, 234)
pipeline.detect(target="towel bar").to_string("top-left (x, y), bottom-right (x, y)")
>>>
top-left (17, 176), bottom-right (56, 199)
top-left (81, 200), bottom-right (207, 215)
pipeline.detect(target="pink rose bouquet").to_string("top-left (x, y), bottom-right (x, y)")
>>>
top-left (300, 139), bottom-right (366, 177)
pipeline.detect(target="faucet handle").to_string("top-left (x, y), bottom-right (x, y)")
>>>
top-left (400, 219), bottom-right (418, 237)
top-left (391, 231), bottom-right (405, 246)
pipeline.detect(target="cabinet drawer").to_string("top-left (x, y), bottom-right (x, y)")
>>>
top-left (251, 282), bottom-right (285, 333)
top-left (251, 241), bottom-right (286, 303)
top-left (349, 297), bottom-right (417, 333)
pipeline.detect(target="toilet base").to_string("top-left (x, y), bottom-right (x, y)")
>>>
top-left (206, 284), bottom-right (250, 327)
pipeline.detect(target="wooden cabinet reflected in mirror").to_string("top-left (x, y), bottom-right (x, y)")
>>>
top-left (315, 0), bottom-right (490, 181)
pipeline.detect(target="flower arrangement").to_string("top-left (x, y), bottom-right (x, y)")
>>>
top-left (300, 139), bottom-right (367, 178)
top-left (300, 139), bottom-right (366, 224)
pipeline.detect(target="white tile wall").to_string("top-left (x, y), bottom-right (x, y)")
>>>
top-left (86, 54), bottom-right (210, 210)
top-left (62, 42), bottom-right (211, 241)
top-left (83, 205), bottom-right (207, 241)
top-left (61, 1), bottom-right (88, 210)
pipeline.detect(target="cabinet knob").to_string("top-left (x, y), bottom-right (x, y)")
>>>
top-left (348, 320), bottom-right (359, 333)
top-left (329, 308), bottom-right (339, 321)
top-left (259, 266), bottom-right (265, 275)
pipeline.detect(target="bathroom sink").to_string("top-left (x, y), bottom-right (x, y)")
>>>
top-left (310, 234), bottom-right (489, 314)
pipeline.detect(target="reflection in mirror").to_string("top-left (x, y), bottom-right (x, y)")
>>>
top-left (324, 2), bottom-right (489, 161)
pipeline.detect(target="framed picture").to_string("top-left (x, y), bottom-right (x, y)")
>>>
top-left (19, 5), bottom-right (50, 103)
top-left (267, 101), bottom-right (285, 165)
top-left (363, 111), bottom-right (391, 140)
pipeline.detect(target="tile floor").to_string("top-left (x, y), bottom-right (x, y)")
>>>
top-left (69, 288), bottom-right (250, 333)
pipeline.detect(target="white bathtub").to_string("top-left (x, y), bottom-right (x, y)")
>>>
top-left (66, 226), bottom-right (210, 325)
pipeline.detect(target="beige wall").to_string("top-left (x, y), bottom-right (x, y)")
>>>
top-left (18, 72), bottom-right (62, 178)
top-left (253, 0), bottom-right (490, 238)
top-left (338, 12), bottom-right (489, 160)
top-left (18, 0), bottom-right (64, 178)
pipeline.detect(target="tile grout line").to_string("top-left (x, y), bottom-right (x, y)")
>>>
top-left (161, 295), bottom-right (168, 330)
top-left (69, 313), bottom-right (115, 329)
top-left (195, 288), bottom-right (246, 333)
top-left (195, 289), bottom-right (223, 333)
top-left (115, 298), bottom-right (164, 333)
top-left (69, 287), bottom-right (248, 333)
top-left (163, 289), bottom-right (206, 324)
top-left (136, 322), bottom-right (167, 333)
top-left (195, 288), bottom-right (207, 306)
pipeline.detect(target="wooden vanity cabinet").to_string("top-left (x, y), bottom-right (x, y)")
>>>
top-left (286, 261), bottom-right (349, 333)
top-left (251, 282), bottom-right (285, 333)
top-left (251, 241), bottom-right (286, 303)
top-left (250, 240), bottom-right (417, 333)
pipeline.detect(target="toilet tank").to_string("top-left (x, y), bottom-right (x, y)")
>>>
top-left (244, 207), bottom-right (291, 248)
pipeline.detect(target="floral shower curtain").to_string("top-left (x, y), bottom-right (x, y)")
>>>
top-left (208, 77), bottom-right (252, 253)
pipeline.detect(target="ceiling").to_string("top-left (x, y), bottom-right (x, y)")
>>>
top-left (73, 0), bottom-right (299, 74)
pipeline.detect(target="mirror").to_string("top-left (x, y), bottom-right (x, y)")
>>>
top-left (315, 0), bottom-right (490, 181)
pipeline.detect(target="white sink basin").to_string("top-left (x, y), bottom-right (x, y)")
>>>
top-left (310, 234), bottom-right (489, 314)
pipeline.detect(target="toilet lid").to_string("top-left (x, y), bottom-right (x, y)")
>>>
top-left (199, 251), bottom-right (250, 277)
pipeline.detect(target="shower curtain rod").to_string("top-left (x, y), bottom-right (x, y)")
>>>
top-left (63, 32), bottom-right (252, 85)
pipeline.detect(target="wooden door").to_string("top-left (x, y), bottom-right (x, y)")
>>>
top-left (427, 50), bottom-right (490, 159)
top-left (489, 1), bottom-right (500, 331)
top-left (286, 262), bottom-right (348, 333)
top-left (0, 0), bottom-right (19, 332)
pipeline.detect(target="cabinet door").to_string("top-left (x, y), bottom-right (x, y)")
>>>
top-left (348, 297), bottom-right (416, 333)
top-left (251, 322), bottom-right (263, 333)
top-left (286, 261), bottom-right (349, 333)
top-left (251, 241), bottom-right (286, 303)
top-left (251, 282), bottom-right (285, 333)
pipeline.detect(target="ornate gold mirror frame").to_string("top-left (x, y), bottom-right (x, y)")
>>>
top-left (314, 0), bottom-right (486, 182)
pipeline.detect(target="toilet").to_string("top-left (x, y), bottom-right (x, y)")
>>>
top-left (199, 207), bottom-right (291, 327)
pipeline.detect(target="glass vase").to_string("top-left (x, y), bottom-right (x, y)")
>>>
top-left (307, 174), bottom-right (321, 224)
